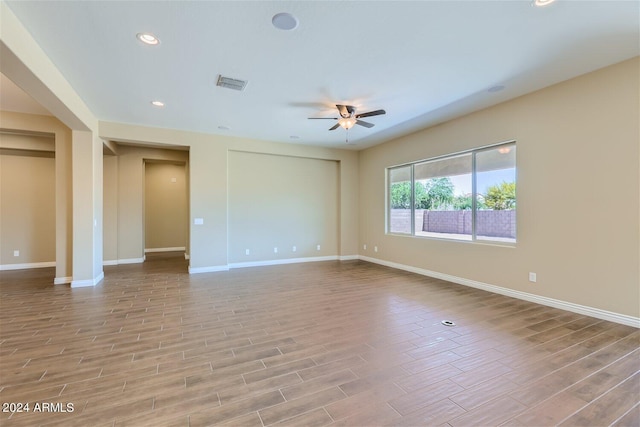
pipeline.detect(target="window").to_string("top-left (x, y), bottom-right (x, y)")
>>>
top-left (387, 142), bottom-right (516, 243)
top-left (388, 165), bottom-right (412, 234)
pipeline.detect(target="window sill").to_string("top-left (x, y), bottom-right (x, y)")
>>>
top-left (386, 231), bottom-right (516, 248)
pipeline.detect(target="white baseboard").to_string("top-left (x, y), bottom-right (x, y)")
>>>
top-left (188, 265), bottom-right (229, 274)
top-left (71, 271), bottom-right (104, 288)
top-left (229, 255), bottom-right (339, 269)
top-left (360, 256), bottom-right (640, 328)
top-left (144, 247), bottom-right (186, 253)
top-left (119, 257), bottom-right (144, 264)
top-left (339, 255), bottom-right (360, 261)
top-left (0, 261), bottom-right (55, 271)
top-left (54, 276), bottom-right (72, 285)
top-left (103, 257), bottom-right (144, 266)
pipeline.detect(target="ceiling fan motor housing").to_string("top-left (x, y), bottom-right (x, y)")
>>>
top-left (337, 104), bottom-right (356, 118)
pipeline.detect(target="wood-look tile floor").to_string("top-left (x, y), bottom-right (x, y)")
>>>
top-left (1, 254), bottom-right (638, 426)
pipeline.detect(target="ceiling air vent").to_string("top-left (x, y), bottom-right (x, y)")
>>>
top-left (216, 75), bottom-right (248, 91)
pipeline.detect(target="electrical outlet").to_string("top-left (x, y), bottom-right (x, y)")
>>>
top-left (13, 250), bottom-right (19, 257)
top-left (529, 272), bottom-right (537, 283)
top-left (292, 246), bottom-right (296, 252)
top-left (274, 247), bottom-right (278, 253)
top-left (245, 249), bottom-right (250, 255)
top-left (316, 245), bottom-right (321, 251)
top-left (374, 246), bottom-right (378, 253)
top-left (363, 244), bottom-right (367, 250)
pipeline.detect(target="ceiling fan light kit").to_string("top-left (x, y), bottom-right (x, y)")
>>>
top-left (338, 117), bottom-right (356, 130)
top-left (309, 104), bottom-right (386, 141)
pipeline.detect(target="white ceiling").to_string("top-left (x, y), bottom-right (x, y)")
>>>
top-left (3, 1), bottom-right (639, 149)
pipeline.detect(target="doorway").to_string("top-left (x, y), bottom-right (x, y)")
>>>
top-left (143, 160), bottom-right (188, 260)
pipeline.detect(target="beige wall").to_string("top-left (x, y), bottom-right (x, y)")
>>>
top-left (99, 123), bottom-right (360, 271)
top-left (71, 130), bottom-right (101, 284)
top-left (358, 57), bottom-right (640, 318)
top-left (144, 161), bottom-right (187, 251)
top-left (102, 145), bottom-right (189, 263)
top-left (0, 137), bottom-right (55, 266)
top-left (103, 154), bottom-right (118, 261)
top-left (0, 112), bottom-right (73, 282)
top-left (228, 151), bottom-right (339, 263)
top-left (0, 132), bottom-right (54, 151)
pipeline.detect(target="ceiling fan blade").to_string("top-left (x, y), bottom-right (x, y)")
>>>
top-left (329, 123), bottom-right (341, 131)
top-left (356, 109), bottom-right (386, 119)
top-left (355, 120), bottom-right (374, 128)
top-left (308, 117), bottom-right (338, 120)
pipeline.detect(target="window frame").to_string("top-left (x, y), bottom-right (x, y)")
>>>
top-left (386, 141), bottom-right (516, 245)
top-left (387, 164), bottom-right (414, 235)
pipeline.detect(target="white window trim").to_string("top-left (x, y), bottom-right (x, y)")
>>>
top-left (386, 140), bottom-right (516, 245)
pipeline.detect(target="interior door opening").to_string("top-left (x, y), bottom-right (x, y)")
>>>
top-left (143, 160), bottom-right (188, 263)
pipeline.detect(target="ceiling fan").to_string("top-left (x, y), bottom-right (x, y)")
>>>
top-left (308, 104), bottom-right (386, 131)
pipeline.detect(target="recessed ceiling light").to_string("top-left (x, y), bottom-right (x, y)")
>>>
top-left (272, 13), bottom-right (298, 31)
top-left (151, 100), bottom-right (165, 107)
top-left (488, 85), bottom-right (505, 93)
top-left (218, 126), bottom-right (230, 131)
top-left (532, 0), bottom-right (556, 7)
top-left (137, 32), bottom-right (160, 45)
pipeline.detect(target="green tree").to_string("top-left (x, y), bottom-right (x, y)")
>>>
top-left (420, 177), bottom-right (454, 210)
top-left (392, 177), bottom-right (458, 210)
top-left (484, 181), bottom-right (516, 210)
top-left (414, 181), bottom-right (428, 208)
top-left (390, 181), bottom-right (411, 209)
top-left (451, 194), bottom-right (488, 210)
top-left (452, 195), bottom-right (473, 210)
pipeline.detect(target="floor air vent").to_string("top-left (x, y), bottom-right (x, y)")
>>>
top-left (216, 75), bottom-right (248, 91)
